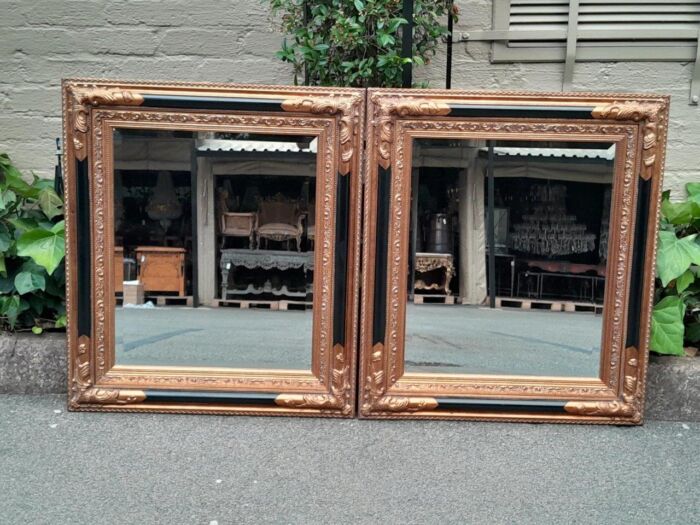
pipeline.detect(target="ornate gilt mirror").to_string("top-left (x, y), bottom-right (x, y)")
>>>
top-left (360, 89), bottom-right (668, 424)
top-left (63, 80), bottom-right (362, 416)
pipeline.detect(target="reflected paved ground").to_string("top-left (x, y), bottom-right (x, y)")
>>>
top-left (1, 395), bottom-right (698, 524)
top-left (405, 304), bottom-right (602, 377)
top-left (117, 304), bottom-right (602, 378)
top-left (116, 306), bottom-right (313, 370)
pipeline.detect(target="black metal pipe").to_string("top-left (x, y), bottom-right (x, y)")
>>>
top-left (487, 141), bottom-right (496, 308)
top-left (189, 145), bottom-right (199, 308)
top-left (54, 138), bottom-right (64, 197)
top-left (446, 3), bottom-right (453, 89)
top-left (401, 0), bottom-right (414, 88)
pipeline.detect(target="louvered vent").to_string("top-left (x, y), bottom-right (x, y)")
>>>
top-left (494, 0), bottom-right (700, 61)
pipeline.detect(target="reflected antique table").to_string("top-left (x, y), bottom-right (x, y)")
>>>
top-left (220, 249), bottom-right (315, 299)
top-left (414, 252), bottom-right (454, 295)
top-left (520, 260), bottom-right (607, 303)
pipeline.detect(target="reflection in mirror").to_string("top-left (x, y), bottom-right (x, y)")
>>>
top-left (113, 130), bottom-right (317, 370)
top-left (406, 139), bottom-right (614, 377)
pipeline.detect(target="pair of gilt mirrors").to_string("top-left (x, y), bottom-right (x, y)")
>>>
top-left (63, 79), bottom-right (668, 424)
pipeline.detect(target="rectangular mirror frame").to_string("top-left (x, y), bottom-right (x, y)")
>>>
top-left (360, 88), bottom-right (669, 424)
top-left (63, 80), bottom-right (363, 417)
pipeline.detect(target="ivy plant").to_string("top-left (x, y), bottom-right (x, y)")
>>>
top-left (269, 0), bottom-right (456, 87)
top-left (650, 183), bottom-right (700, 355)
top-left (0, 153), bottom-right (66, 334)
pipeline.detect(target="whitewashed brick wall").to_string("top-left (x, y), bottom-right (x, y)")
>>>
top-left (1, 0), bottom-right (697, 197)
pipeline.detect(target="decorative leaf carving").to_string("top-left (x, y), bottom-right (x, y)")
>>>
top-left (591, 100), bottom-right (666, 180)
top-left (67, 87), bottom-right (144, 160)
top-left (281, 95), bottom-right (362, 176)
top-left (372, 96), bottom-right (451, 169)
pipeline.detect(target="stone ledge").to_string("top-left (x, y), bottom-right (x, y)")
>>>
top-left (0, 332), bottom-right (66, 394)
top-left (645, 354), bottom-right (700, 422)
top-left (1, 332), bottom-right (698, 422)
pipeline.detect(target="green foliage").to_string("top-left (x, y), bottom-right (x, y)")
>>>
top-left (0, 153), bottom-right (65, 333)
top-left (651, 185), bottom-right (700, 355)
top-left (269, 0), bottom-right (456, 87)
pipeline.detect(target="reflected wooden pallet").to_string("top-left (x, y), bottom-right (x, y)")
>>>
top-left (496, 297), bottom-right (603, 314)
top-left (413, 294), bottom-right (459, 305)
top-left (214, 299), bottom-right (313, 311)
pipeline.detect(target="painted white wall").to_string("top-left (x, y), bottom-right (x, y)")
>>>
top-left (1, 0), bottom-right (697, 197)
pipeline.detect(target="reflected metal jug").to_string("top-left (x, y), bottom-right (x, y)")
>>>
top-left (426, 213), bottom-right (451, 254)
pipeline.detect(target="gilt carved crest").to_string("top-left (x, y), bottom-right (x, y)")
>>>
top-left (281, 95), bottom-right (362, 176)
top-left (67, 87), bottom-right (144, 160)
top-left (591, 101), bottom-right (666, 180)
top-left (371, 96), bottom-right (451, 169)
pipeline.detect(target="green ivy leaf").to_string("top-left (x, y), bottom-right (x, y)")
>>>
top-left (676, 268), bottom-right (695, 293)
top-left (0, 254), bottom-right (5, 277)
top-left (14, 270), bottom-right (46, 295)
top-left (37, 188), bottom-right (63, 219)
top-left (650, 295), bottom-right (686, 356)
top-left (656, 231), bottom-right (700, 287)
top-left (55, 314), bottom-right (67, 329)
top-left (687, 182), bottom-right (700, 203)
top-left (16, 228), bottom-right (65, 275)
top-left (0, 189), bottom-right (16, 212)
top-left (31, 325), bottom-right (43, 335)
top-left (8, 217), bottom-right (39, 233)
top-left (353, 0), bottom-right (364, 12)
top-left (661, 199), bottom-right (698, 225)
top-left (0, 294), bottom-right (21, 329)
top-left (0, 230), bottom-right (12, 252)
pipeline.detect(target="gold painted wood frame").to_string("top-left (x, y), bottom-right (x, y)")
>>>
top-left (62, 80), bottom-right (363, 417)
top-left (360, 88), bottom-right (669, 424)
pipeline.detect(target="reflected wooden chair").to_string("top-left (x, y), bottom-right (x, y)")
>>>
top-left (255, 194), bottom-right (304, 251)
top-left (220, 212), bottom-right (257, 249)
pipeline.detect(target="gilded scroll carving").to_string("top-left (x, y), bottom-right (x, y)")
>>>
top-left (374, 396), bottom-right (438, 412)
top-left (565, 346), bottom-right (641, 422)
top-left (67, 87), bottom-right (144, 160)
top-left (281, 95), bottom-right (362, 176)
top-left (275, 394), bottom-right (344, 410)
top-left (564, 400), bottom-right (636, 418)
top-left (70, 335), bottom-right (146, 407)
top-left (591, 101), bottom-right (666, 180)
top-left (372, 96), bottom-right (451, 169)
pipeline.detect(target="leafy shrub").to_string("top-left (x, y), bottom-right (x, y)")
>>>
top-left (0, 153), bottom-right (66, 334)
top-left (270, 0), bottom-right (455, 87)
top-left (651, 183), bottom-right (700, 355)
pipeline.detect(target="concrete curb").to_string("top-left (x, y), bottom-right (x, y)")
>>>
top-left (1, 332), bottom-right (697, 421)
top-left (0, 332), bottom-right (66, 395)
top-left (645, 354), bottom-right (700, 422)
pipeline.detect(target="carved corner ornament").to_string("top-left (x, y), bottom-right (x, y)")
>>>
top-left (565, 346), bottom-right (642, 422)
top-left (67, 86), bottom-right (144, 160)
top-left (361, 342), bottom-right (438, 414)
top-left (281, 95), bottom-right (363, 176)
top-left (275, 344), bottom-right (353, 414)
top-left (591, 100), bottom-right (667, 180)
top-left (370, 96), bottom-right (451, 170)
top-left (70, 335), bottom-right (145, 408)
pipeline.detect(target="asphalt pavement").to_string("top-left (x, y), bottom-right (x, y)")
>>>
top-left (1, 395), bottom-right (698, 524)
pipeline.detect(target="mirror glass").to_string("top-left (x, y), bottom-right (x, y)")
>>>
top-left (112, 129), bottom-right (317, 370)
top-left (405, 139), bottom-right (614, 377)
